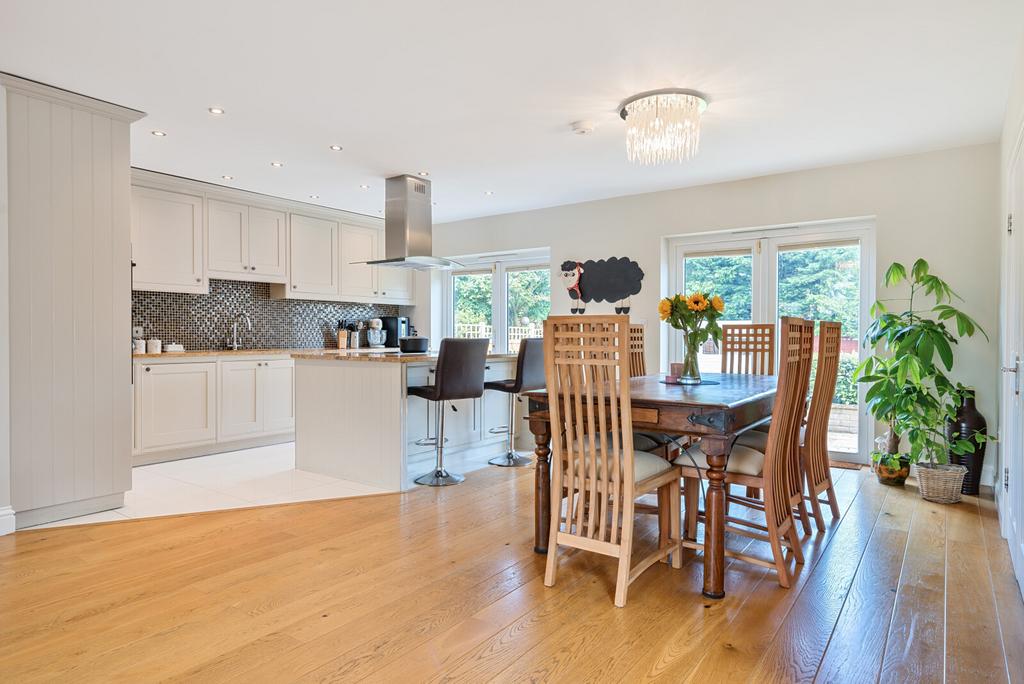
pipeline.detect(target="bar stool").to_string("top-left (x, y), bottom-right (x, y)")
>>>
top-left (486, 338), bottom-right (544, 467)
top-left (410, 337), bottom-right (490, 486)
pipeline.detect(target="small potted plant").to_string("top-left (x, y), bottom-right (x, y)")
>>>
top-left (658, 291), bottom-right (725, 385)
top-left (856, 259), bottom-right (993, 502)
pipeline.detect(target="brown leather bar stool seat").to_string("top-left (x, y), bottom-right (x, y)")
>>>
top-left (485, 338), bottom-right (545, 467)
top-left (409, 337), bottom-right (490, 486)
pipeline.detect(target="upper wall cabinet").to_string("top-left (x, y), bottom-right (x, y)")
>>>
top-left (132, 187), bottom-right (205, 293)
top-left (208, 200), bottom-right (287, 283)
top-left (288, 213), bottom-right (340, 297)
top-left (338, 224), bottom-right (413, 304)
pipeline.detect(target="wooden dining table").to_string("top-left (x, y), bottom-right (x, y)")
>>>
top-left (525, 371), bottom-right (777, 599)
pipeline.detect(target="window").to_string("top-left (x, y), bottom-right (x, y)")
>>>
top-left (452, 271), bottom-right (494, 348)
top-left (506, 267), bottom-right (550, 353)
top-left (446, 251), bottom-right (551, 354)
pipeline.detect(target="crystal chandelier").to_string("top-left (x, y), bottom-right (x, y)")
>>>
top-left (619, 89), bottom-right (708, 165)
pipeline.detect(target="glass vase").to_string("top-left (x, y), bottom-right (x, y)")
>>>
top-left (677, 337), bottom-right (702, 385)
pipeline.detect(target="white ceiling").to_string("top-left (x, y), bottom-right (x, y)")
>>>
top-left (2, 1), bottom-right (1022, 222)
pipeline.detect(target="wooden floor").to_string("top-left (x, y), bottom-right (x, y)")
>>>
top-left (1, 465), bottom-right (1021, 683)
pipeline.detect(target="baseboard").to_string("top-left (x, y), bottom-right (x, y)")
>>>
top-left (133, 433), bottom-right (295, 466)
top-left (14, 493), bottom-right (124, 530)
top-left (0, 506), bottom-right (15, 536)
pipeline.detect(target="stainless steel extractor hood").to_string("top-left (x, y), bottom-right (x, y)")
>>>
top-left (366, 175), bottom-right (462, 270)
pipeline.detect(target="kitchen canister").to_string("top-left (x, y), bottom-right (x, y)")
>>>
top-left (132, 339), bottom-right (146, 355)
top-left (146, 339), bottom-right (162, 354)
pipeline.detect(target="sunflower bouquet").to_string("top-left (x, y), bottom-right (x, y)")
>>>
top-left (658, 292), bottom-right (725, 384)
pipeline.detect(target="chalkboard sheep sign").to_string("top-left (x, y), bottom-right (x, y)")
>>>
top-left (559, 257), bottom-right (644, 314)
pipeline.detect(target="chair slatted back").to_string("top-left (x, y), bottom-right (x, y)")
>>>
top-left (628, 323), bottom-right (646, 377)
top-left (544, 315), bottom-right (634, 546)
top-left (804, 322), bottom-right (842, 490)
top-left (721, 323), bottom-right (776, 375)
top-left (761, 317), bottom-right (814, 532)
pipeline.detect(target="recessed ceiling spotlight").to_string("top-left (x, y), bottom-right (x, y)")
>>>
top-left (484, 190), bottom-right (494, 196)
top-left (329, 144), bottom-right (343, 151)
top-left (417, 171), bottom-right (429, 177)
top-left (151, 130), bottom-right (167, 137)
top-left (309, 194), bottom-right (319, 199)
top-left (208, 107), bottom-right (225, 115)
top-left (270, 161), bottom-right (284, 168)
top-left (359, 184), bottom-right (370, 190)
top-left (221, 175), bottom-right (234, 180)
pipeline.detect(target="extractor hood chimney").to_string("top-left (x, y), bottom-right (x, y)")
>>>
top-left (366, 174), bottom-right (461, 270)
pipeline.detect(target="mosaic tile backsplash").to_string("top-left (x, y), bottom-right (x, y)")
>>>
top-left (132, 279), bottom-right (400, 350)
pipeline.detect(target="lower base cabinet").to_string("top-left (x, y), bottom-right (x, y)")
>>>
top-left (135, 355), bottom-right (295, 457)
top-left (138, 362), bottom-right (217, 450)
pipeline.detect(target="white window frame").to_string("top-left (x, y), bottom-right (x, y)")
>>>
top-left (443, 251), bottom-right (551, 354)
top-left (665, 217), bottom-right (877, 460)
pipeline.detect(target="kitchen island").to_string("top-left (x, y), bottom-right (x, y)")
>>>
top-left (291, 349), bottom-right (518, 491)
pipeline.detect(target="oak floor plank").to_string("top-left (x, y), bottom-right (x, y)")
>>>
top-left (813, 485), bottom-right (915, 683)
top-left (877, 493), bottom-right (947, 684)
top-left (978, 495), bottom-right (1024, 682)
top-left (946, 496), bottom-right (1010, 683)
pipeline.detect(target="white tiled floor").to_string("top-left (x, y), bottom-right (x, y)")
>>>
top-left (24, 442), bottom-right (388, 530)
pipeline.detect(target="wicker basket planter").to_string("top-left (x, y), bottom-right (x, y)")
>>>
top-left (915, 462), bottom-right (969, 504)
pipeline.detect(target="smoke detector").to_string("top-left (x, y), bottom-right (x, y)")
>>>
top-left (571, 120), bottom-right (596, 135)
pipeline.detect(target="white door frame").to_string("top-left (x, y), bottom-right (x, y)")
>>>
top-left (666, 217), bottom-right (876, 461)
top-left (999, 129), bottom-right (1024, 587)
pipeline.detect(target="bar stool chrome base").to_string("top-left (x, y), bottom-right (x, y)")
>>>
top-left (488, 451), bottom-right (533, 467)
top-left (414, 468), bottom-right (465, 486)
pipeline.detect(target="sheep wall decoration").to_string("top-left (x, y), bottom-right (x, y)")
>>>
top-left (559, 257), bottom-right (644, 314)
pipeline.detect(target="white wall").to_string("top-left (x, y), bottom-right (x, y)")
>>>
top-left (435, 144), bottom-right (1002, 456)
top-left (0, 85), bottom-right (11, 534)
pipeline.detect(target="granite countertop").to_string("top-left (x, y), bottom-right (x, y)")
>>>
top-left (290, 349), bottom-right (519, 363)
top-left (132, 347), bottom-right (314, 359)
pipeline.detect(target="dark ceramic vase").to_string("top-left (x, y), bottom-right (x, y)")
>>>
top-left (947, 392), bottom-right (987, 495)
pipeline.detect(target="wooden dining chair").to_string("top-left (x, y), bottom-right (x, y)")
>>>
top-left (543, 315), bottom-right (683, 608)
top-left (628, 323), bottom-right (646, 377)
top-left (627, 323), bottom-right (681, 458)
top-left (720, 323), bottom-right (776, 375)
top-left (720, 323), bottom-right (777, 498)
top-left (675, 317), bottom-right (814, 588)
top-left (736, 321), bottom-right (844, 532)
top-left (801, 321), bottom-right (843, 530)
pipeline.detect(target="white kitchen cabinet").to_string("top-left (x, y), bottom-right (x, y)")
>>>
top-left (219, 360), bottom-right (262, 438)
top-left (219, 359), bottom-right (294, 438)
top-left (138, 362), bottom-right (217, 450)
top-left (262, 360), bottom-right (296, 433)
top-left (289, 213), bottom-right (340, 297)
top-left (378, 260), bottom-right (413, 302)
top-left (339, 224), bottom-right (380, 298)
top-left (248, 207), bottom-right (288, 280)
top-left (338, 224), bottom-right (414, 304)
top-left (208, 201), bottom-right (287, 282)
top-left (208, 200), bottom-right (249, 274)
top-left (132, 186), bottom-right (205, 293)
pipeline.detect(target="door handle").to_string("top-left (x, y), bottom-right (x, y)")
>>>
top-left (1002, 355), bottom-right (1021, 395)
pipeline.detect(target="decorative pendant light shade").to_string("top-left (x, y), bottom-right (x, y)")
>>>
top-left (619, 89), bottom-right (708, 165)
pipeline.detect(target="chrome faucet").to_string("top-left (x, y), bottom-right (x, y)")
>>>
top-left (227, 312), bottom-right (253, 350)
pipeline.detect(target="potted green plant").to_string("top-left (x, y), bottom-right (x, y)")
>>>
top-left (855, 259), bottom-right (992, 501)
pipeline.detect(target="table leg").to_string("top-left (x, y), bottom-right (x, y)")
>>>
top-left (700, 435), bottom-right (732, 599)
top-left (529, 414), bottom-right (552, 554)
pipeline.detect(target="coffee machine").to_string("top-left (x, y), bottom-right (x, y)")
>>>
top-left (380, 316), bottom-right (409, 348)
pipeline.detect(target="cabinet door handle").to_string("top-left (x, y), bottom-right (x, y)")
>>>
top-left (145, 366), bottom-right (151, 372)
top-left (292, 285), bottom-right (297, 289)
top-left (195, 277), bottom-right (201, 283)
top-left (382, 291), bottom-right (387, 295)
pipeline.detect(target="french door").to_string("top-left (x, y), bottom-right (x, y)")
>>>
top-left (669, 220), bottom-right (875, 461)
top-left (1000, 143), bottom-right (1024, 587)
